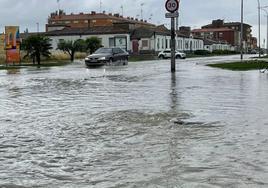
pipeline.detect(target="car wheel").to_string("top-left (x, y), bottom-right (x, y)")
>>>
top-left (159, 55), bottom-right (164, 59)
top-left (109, 58), bottom-right (113, 64)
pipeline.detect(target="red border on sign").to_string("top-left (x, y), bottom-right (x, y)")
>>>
top-left (165, 0), bottom-right (179, 13)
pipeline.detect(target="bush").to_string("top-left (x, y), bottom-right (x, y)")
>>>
top-left (194, 50), bottom-right (211, 55)
top-left (212, 50), bottom-right (238, 55)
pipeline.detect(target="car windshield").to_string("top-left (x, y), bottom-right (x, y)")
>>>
top-left (94, 48), bottom-right (112, 54)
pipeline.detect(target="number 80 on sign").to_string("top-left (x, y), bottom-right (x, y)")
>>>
top-left (165, 0), bottom-right (179, 13)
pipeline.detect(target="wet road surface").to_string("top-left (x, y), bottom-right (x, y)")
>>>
top-left (0, 55), bottom-right (268, 187)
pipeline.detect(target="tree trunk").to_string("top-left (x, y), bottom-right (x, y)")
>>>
top-left (71, 52), bottom-right (75, 62)
top-left (37, 55), bottom-right (41, 65)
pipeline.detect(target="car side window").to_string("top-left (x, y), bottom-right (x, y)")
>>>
top-left (118, 48), bottom-right (125, 53)
top-left (113, 48), bottom-right (120, 54)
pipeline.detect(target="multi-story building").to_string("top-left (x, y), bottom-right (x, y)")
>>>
top-left (199, 19), bottom-right (253, 50)
top-left (191, 27), bottom-right (240, 47)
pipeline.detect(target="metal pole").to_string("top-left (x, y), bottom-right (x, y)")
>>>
top-left (171, 17), bottom-right (176, 72)
top-left (240, 0), bottom-right (244, 60)
top-left (261, 7), bottom-right (268, 55)
top-left (258, 0), bottom-right (261, 57)
top-left (267, 14), bottom-right (268, 55)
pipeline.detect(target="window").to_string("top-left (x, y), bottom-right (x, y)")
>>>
top-left (166, 39), bottom-right (168, 49)
top-left (109, 38), bottom-right (115, 47)
top-left (142, 40), bottom-right (149, 47)
top-left (73, 20), bottom-right (79, 24)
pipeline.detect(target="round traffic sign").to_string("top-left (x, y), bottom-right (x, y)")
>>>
top-left (165, 0), bottom-right (179, 13)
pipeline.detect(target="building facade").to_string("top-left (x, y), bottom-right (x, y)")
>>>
top-left (200, 19), bottom-right (254, 51)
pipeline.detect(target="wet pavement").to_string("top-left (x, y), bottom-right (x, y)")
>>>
top-left (0, 55), bottom-right (268, 188)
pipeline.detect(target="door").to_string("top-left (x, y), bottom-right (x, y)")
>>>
top-left (132, 40), bottom-right (139, 54)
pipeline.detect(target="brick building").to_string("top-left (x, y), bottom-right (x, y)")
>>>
top-left (199, 19), bottom-right (253, 50)
top-left (46, 10), bottom-right (154, 32)
top-left (191, 28), bottom-right (240, 47)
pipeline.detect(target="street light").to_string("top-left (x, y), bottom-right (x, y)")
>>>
top-left (261, 7), bottom-right (268, 55)
top-left (257, 0), bottom-right (261, 57)
top-left (240, 0), bottom-right (244, 60)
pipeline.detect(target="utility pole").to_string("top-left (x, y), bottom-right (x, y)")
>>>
top-left (257, 0), bottom-right (261, 57)
top-left (240, 0), bottom-right (244, 61)
top-left (261, 6), bottom-right (268, 55)
top-left (36, 22), bottom-right (39, 33)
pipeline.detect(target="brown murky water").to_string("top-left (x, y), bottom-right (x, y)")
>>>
top-left (0, 55), bottom-right (268, 187)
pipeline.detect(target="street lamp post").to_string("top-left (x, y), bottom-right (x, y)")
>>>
top-left (240, 0), bottom-right (244, 60)
top-left (257, 0), bottom-right (261, 57)
top-left (261, 6), bottom-right (268, 55)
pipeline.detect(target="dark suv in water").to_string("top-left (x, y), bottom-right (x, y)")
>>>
top-left (85, 47), bottom-right (129, 67)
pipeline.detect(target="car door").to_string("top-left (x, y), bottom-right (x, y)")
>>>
top-left (112, 48), bottom-right (120, 61)
top-left (164, 50), bottom-right (171, 58)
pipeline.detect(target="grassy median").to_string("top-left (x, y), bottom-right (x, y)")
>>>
top-left (207, 60), bottom-right (268, 71)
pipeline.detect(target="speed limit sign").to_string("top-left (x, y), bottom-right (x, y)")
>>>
top-left (165, 0), bottom-right (179, 13)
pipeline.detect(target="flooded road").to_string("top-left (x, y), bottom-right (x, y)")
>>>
top-left (0, 55), bottom-right (268, 188)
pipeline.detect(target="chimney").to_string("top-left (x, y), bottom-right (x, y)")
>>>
top-left (103, 11), bottom-right (106, 14)
top-left (127, 17), bottom-right (130, 20)
top-left (91, 11), bottom-right (96, 15)
top-left (108, 13), bottom-right (112, 16)
top-left (114, 13), bottom-right (120, 17)
top-left (131, 17), bottom-right (134, 20)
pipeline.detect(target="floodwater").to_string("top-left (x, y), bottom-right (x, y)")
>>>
top-left (0, 55), bottom-right (267, 188)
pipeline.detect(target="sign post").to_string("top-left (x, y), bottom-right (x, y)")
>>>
top-left (165, 0), bottom-right (179, 73)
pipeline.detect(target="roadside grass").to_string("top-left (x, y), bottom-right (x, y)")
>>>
top-left (207, 60), bottom-right (268, 71)
top-left (129, 55), bottom-right (157, 62)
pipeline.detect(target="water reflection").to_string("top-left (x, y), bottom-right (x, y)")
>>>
top-left (6, 68), bottom-right (20, 75)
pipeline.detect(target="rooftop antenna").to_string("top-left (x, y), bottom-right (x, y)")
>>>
top-left (100, 0), bottom-right (102, 13)
top-left (120, 5), bottom-right (124, 16)
top-left (57, 0), bottom-right (60, 14)
top-left (140, 3), bottom-right (144, 20)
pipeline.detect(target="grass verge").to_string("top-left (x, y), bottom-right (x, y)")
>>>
top-left (207, 60), bottom-right (268, 71)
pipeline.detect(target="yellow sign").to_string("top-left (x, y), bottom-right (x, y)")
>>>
top-left (0, 34), bottom-right (5, 63)
top-left (5, 26), bottom-right (20, 63)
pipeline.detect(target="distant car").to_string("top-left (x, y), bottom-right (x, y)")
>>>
top-left (158, 50), bottom-right (186, 59)
top-left (85, 47), bottom-right (129, 67)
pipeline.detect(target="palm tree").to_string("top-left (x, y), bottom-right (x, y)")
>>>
top-left (57, 39), bottom-right (86, 61)
top-left (21, 35), bottom-right (52, 65)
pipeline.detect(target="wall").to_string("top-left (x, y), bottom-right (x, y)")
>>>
top-left (48, 34), bottom-right (131, 52)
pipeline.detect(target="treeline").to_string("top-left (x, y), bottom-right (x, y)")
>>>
top-left (21, 35), bottom-right (102, 64)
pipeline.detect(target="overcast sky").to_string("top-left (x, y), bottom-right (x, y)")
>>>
top-left (0, 0), bottom-right (267, 44)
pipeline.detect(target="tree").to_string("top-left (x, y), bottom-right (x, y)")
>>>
top-left (85, 37), bottom-right (102, 54)
top-left (21, 35), bottom-right (52, 65)
top-left (57, 39), bottom-right (86, 61)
